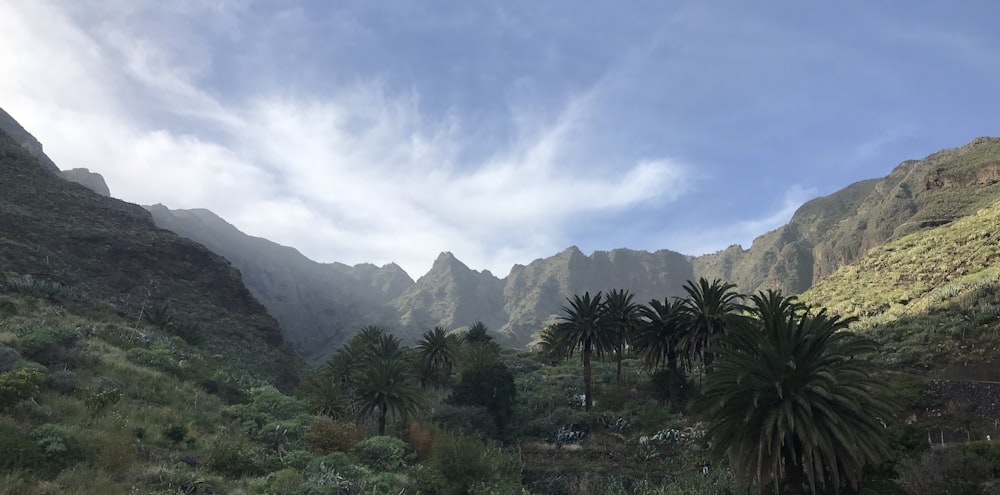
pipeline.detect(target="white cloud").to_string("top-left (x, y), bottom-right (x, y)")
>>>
top-left (0, 1), bottom-right (689, 278)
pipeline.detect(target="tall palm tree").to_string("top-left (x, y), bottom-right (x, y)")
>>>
top-left (354, 357), bottom-right (423, 435)
top-left (604, 289), bottom-right (642, 383)
top-left (361, 332), bottom-right (405, 364)
top-left (696, 293), bottom-right (896, 494)
top-left (635, 297), bottom-right (686, 412)
top-left (417, 326), bottom-right (458, 388)
top-left (677, 278), bottom-right (746, 374)
top-left (554, 292), bottom-right (616, 411)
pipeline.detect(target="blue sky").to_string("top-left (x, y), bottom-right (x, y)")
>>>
top-left (2, 1), bottom-right (999, 278)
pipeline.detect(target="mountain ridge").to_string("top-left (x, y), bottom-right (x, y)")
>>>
top-left (5, 106), bottom-right (999, 364)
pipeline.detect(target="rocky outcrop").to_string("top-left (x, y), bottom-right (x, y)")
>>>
top-left (61, 168), bottom-right (111, 196)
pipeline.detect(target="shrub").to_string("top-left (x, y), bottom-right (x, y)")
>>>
top-left (48, 369), bottom-right (78, 395)
top-left (406, 421), bottom-right (435, 461)
top-left (0, 345), bottom-right (21, 373)
top-left (84, 379), bottom-right (123, 415)
top-left (429, 432), bottom-right (518, 495)
top-left (30, 424), bottom-right (85, 474)
top-left (0, 300), bottom-right (16, 320)
top-left (307, 417), bottom-right (357, 454)
top-left (17, 326), bottom-right (79, 365)
top-left (205, 432), bottom-right (261, 477)
top-left (172, 321), bottom-right (203, 345)
top-left (451, 364), bottom-right (516, 436)
top-left (302, 455), bottom-right (356, 493)
top-left (352, 436), bottom-right (414, 471)
top-left (0, 367), bottom-right (46, 409)
top-left (430, 404), bottom-right (498, 438)
top-left (125, 347), bottom-right (176, 372)
top-left (163, 424), bottom-right (188, 445)
top-left (143, 302), bottom-right (175, 330)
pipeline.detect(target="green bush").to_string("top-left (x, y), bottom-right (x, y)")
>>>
top-left (205, 432), bottom-right (262, 477)
top-left (429, 432), bottom-right (522, 495)
top-left (163, 424), bottom-right (188, 444)
top-left (352, 436), bottom-right (413, 471)
top-left (0, 367), bottom-right (45, 409)
top-left (48, 369), bottom-right (78, 395)
top-left (31, 424), bottom-right (85, 474)
top-left (17, 326), bottom-right (78, 365)
top-left (125, 347), bottom-right (177, 372)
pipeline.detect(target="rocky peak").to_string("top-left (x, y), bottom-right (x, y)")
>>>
top-left (61, 168), bottom-right (111, 197)
top-left (0, 107), bottom-right (61, 175)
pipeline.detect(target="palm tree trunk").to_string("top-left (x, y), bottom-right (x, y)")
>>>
top-left (785, 460), bottom-right (807, 495)
top-left (616, 344), bottom-right (623, 384)
top-left (667, 350), bottom-right (680, 413)
top-left (583, 339), bottom-right (593, 411)
top-left (378, 407), bottom-right (387, 435)
top-left (703, 351), bottom-right (714, 375)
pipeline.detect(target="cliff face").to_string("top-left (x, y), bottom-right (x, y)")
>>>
top-left (695, 137), bottom-right (1000, 295)
top-left (0, 107), bottom-right (61, 175)
top-left (145, 205), bottom-right (413, 365)
top-left (0, 127), bottom-right (303, 387)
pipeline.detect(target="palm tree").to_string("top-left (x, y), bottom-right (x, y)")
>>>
top-left (361, 332), bottom-right (405, 364)
top-left (463, 321), bottom-right (493, 344)
top-left (604, 289), bottom-right (641, 383)
top-left (354, 357), bottom-right (423, 435)
top-left (635, 297), bottom-right (686, 412)
top-left (677, 278), bottom-right (746, 374)
top-left (696, 293), bottom-right (896, 494)
top-left (536, 323), bottom-right (567, 362)
top-left (554, 292), bottom-right (616, 411)
top-left (417, 326), bottom-right (458, 388)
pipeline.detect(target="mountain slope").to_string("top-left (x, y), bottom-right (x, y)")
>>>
top-left (799, 201), bottom-right (1000, 376)
top-left (696, 137), bottom-right (1000, 294)
top-left (0, 127), bottom-right (302, 387)
top-left (145, 205), bottom-right (412, 364)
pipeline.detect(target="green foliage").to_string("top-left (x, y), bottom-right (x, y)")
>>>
top-left (0, 420), bottom-right (84, 478)
top-left (697, 292), bottom-right (896, 493)
top-left (898, 447), bottom-right (995, 495)
top-left (352, 435), bottom-right (414, 471)
top-left (47, 369), bottom-right (78, 395)
top-left (16, 325), bottom-right (79, 365)
top-left (205, 431), bottom-right (262, 477)
top-left (162, 424), bottom-right (188, 444)
top-left (0, 367), bottom-right (46, 409)
top-left (143, 302), bottom-right (175, 330)
top-left (429, 431), bottom-right (523, 495)
top-left (451, 363), bottom-right (517, 436)
top-left (552, 291), bottom-right (617, 411)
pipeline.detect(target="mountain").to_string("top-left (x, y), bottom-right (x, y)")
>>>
top-left (0, 108), bottom-right (112, 197)
top-left (142, 137), bottom-right (1000, 359)
top-left (0, 122), bottom-right (302, 387)
top-left (145, 205), bottom-right (412, 365)
top-left (695, 136), bottom-right (1000, 294)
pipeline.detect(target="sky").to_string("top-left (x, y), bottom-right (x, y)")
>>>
top-left (2, 1), bottom-right (999, 279)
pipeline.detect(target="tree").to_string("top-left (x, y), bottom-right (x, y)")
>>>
top-left (355, 358), bottom-right (422, 435)
top-left (635, 297), bottom-right (686, 412)
top-left (604, 289), bottom-right (641, 383)
top-left (677, 278), bottom-right (746, 374)
top-left (451, 363), bottom-right (517, 436)
top-left (553, 292), bottom-right (616, 411)
top-left (463, 321), bottom-right (493, 345)
top-left (417, 326), bottom-right (459, 388)
top-left (696, 292), bottom-right (896, 494)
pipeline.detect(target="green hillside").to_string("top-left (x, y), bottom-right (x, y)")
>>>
top-left (801, 202), bottom-right (1000, 374)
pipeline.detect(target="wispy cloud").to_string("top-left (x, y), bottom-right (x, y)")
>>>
top-left (0, 1), bottom-right (689, 278)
